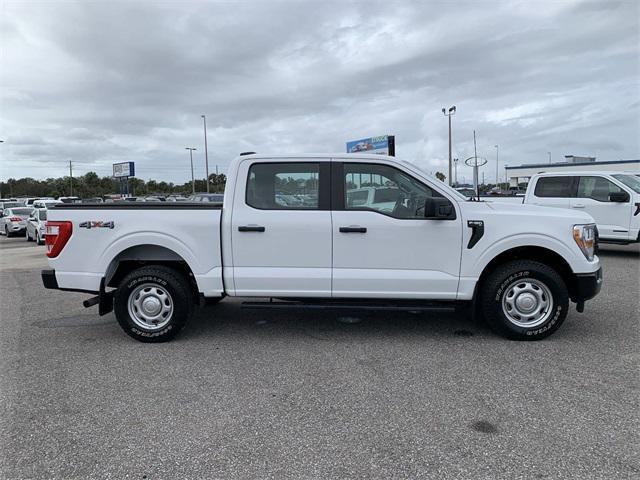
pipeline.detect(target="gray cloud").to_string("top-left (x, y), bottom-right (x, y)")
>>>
top-left (1, 0), bottom-right (638, 184)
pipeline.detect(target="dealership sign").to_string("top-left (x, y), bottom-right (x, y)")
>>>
top-left (112, 162), bottom-right (135, 178)
top-left (346, 135), bottom-right (395, 156)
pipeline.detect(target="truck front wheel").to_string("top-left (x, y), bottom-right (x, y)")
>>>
top-left (114, 266), bottom-right (194, 342)
top-left (480, 260), bottom-right (569, 340)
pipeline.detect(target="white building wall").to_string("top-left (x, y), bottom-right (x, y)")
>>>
top-left (506, 160), bottom-right (640, 186)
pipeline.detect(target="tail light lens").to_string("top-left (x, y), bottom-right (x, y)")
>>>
top-left (9, 216), bottom-right (22, 222)
top-left (45, 221), bottom-right (72, 258)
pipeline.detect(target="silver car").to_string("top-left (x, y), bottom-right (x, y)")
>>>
top-left (0, 207), bottom-right (32, 237)
top-left (26, 208), bottom-right (47, 245)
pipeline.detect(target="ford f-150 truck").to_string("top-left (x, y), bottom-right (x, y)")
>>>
top-left (42, 153), bottom-right (602, 342)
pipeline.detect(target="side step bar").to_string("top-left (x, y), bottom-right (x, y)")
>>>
top-left (241, 300), bottom-right (457, 313)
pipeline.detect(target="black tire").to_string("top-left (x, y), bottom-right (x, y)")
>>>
top-left (26, 230), bottom-right (32, 242)
top-left (36, 232), bottom-right (44, 245)
top-left (114, 266), bottom-right (195, 343)
top-left (5, 226), bottom-right (11, 238)
top-left (480, 260), bottom-right (569, 340)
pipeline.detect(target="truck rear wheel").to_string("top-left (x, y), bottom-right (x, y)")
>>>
top-left (480, 260), bottom-right (569, 340)
top-left (114, 266), bottom-right (194, 342)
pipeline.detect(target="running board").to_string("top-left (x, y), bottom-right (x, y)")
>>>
top-left (241, 300), bottom-right (457, 313)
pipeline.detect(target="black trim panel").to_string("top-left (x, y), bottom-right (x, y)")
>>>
top-left (50, 202), bottom-right (222, 210)
top-left (573, 268), bottom-right (603, 302)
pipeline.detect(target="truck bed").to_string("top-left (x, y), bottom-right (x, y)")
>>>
top-left (46, 203), bottom-right (224, 296)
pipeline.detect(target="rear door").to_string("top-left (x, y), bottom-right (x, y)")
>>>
top-left (530, 176), bottom-right (577, 208)
top-left (230, 159), bottom-right (332, 297)
top-left (571, 176), bottom-right (632, 241)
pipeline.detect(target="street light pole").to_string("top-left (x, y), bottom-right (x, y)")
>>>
top-left (185, 147), bottom-right (197, 194)
top-left (201, 115), bottom-right (210, 193)
top-left (442, 105), bottom-right (456, 186)
top-left (69, 160), bottom-right (73, 196)
top-left (548, 151), bottom-right (552, 164)
top-left (494, 144), bottom-right (499, 187)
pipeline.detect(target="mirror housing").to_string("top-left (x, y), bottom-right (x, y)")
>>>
top-left (424, 197), bottom-right (456, 220)
top-left (609, 191), bottom-right (629, 203)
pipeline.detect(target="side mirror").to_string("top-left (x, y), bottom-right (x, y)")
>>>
top-left (424, 197), bottom-right (456, 219)
top-left (609, 191), bottom-right (629, 203)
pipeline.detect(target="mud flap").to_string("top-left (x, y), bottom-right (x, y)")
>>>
top-left (98, 278), bottom-right (114, 316)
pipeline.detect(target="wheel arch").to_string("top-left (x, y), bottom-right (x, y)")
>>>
top-left (105, 244), bottom-right (198, 297)
top-left (475, 245), bottom-right (577, 301)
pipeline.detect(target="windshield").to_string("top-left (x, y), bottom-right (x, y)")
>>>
top-left (401, 161), bottom-right (468, 201)
top-left (613, 174), bottom-right (640, 194)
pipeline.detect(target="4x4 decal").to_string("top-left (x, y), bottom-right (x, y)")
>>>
top-left (79, 221), bottom-right (114, 229)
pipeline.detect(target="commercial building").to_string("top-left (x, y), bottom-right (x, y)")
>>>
top-left (505, 157), bottom-right (640, 186)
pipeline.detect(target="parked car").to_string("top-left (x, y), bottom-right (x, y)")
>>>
top-left (33, 199), bottom-right (63, 209)
top-left (26, 208), bottom-right (47, 244)
top-left (58, 196), bottom-right (81, 204)
top-left (345, 186), bottom-right (400, 213)
top-left (0, 207), bottom-right (33, 236)
top-left (524, 171), bottom-right (640, 244)
top-left (21, 197), bottom-right (54, 207)
top-left (0, 201), bottom-right (21, 210)
top-left (188, 193), bottom-right (224, 203)
top-left (43, 153), bottom-right (601, 343)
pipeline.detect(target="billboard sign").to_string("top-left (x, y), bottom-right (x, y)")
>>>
top-left (113, 162), bottom-right (135, 178)
top-left (346, 135), bottom-right (395, 156)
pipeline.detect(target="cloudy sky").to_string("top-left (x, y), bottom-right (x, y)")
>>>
top-left (1, 0), bottom-right (638, 184)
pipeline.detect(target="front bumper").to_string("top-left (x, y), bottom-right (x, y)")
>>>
top-left (574, 267), bottom-right (603, 302)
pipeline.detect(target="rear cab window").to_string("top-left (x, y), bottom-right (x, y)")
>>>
top-left (534, 176), bottom-right (577, 198)
top-left (246, 162), bottom-right (329, 210)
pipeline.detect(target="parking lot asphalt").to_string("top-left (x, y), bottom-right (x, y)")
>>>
top-left (0, 237), bottom-right (638, 480)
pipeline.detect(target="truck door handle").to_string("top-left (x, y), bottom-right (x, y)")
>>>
top-left (572, 204), bottom-right (585, 208)
top-left (238, 225), bottom-right (265, 232)
top-left (339, 226), bottom-right (367, 233)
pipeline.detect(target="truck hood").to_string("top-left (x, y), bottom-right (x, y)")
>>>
top-left (459, 199), bottom-right (595, 224)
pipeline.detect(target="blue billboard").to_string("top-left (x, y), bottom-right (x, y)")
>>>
top-left (113, 161), bottom-right (135, 178)
top-left (346, 135), bottom-right (395, 156)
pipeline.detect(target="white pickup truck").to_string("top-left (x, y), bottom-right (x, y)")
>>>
top-left (42, 153), bottom-right (602, 342)
top-left (487, 171), bottom-right (640, 244)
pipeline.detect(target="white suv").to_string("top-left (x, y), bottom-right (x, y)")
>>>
top-left (525, 171), bottom-right (640, 244)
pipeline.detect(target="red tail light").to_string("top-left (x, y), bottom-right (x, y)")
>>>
top-left (9, 216), bottom-right (22, 222)
top-left (45, 221), bottom-right (72, 258)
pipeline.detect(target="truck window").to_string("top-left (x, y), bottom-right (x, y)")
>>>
top-left (534, 176), bottom-right (577, 197)
top-left (577, 176), bottom-right (625, 202)
top-left (246, 162), bottom-right (321, 210)
top-left (343, 163), bottom-right (441, 219)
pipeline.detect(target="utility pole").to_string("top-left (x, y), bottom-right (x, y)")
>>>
top-left (494, 144), bottom-right (499, 187)
top-left (185, 147), bottom-right (197, 194)
top-left (442, 106), bottom-right (456, 186)
top-left (201, 115), bottom-right (210, 193)
top-left (473, 130), bottom-right (478, 199)
top-left (69, 160), bottom-right (73, 196)
top-left (548, 151), bottom-right (552, 164)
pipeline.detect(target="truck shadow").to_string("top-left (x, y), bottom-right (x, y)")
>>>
top-left (183, 300), bottom-right (493, 342)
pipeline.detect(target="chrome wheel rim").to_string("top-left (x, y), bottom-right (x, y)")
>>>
top-left (127, 283), bottom-right (173, 331)
top-left (501, 278), bottom-right (553, 328)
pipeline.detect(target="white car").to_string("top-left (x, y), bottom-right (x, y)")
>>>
top-left (42, 153), bottom-right (601, 342)
top-left (525, 171), bottom-right (640, 244)
top-left (0, 207), bottom-right (33, 236)
top-left (33, 199), bottom-right (62, 209)
top-left (26, 208), bottom-right (47, 244)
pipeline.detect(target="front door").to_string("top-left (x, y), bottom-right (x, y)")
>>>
top-left (231, 160), bottom-right (332, 296)
top-left (331, 162), bottom-right (462, 299)
top-left (571, 176), bottom-right (632, 241)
